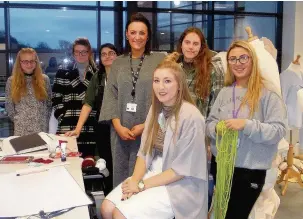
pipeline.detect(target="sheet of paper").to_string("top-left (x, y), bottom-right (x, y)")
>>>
top-left (0, 166), bottom-right (92, 217)
top-left (0, 138), bottom-right (4, 157)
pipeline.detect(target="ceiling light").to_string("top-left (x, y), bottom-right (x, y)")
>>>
top-left (174, 1), bottom-right (180, 6)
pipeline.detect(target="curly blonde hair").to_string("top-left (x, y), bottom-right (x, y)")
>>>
top-left (11, 48), bottom-right (47, 103)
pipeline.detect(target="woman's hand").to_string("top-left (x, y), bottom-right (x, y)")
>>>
top-left (121, 192), bottom-right (135, 201)
top-left (65, 130), bottom-right (80, 138)
top-left (225, 119), bottom-right (246, 131)
top-left (131, 124), bottom-right (145, 137)
top-left (115, 126), bottom-right (135, 141)
top-left (121, 177), bottom-right (140, 194)
top-left (207, 145), bottom-right (212, 161)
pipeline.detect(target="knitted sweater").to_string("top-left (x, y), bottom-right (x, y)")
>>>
top-left (5, 74), bottom-right (52, 136)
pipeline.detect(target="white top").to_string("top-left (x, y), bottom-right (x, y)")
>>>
top-left (280, 64), bottom-right (303, 128)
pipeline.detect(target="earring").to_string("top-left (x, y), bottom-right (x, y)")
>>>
top-left (126, 37), bottom-right (129, 41)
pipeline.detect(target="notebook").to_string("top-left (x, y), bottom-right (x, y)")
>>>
top-left (9, 133), bottom-right (48, 154)
top-left (0, 133), bottom-right (49, 156)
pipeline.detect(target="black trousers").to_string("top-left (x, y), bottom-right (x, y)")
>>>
top-left (78, 143), bottom-right (96, 158)
top-left (210, 156), bottom-right (266, 219)
top-left (95, 122), bottom-right (113, 195)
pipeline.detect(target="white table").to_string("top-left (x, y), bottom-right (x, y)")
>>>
top-left (0, 137), bottom-right (90, 219)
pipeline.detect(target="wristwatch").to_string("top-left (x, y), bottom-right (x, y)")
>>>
top-left (138, 180), bottom-right (145, 192)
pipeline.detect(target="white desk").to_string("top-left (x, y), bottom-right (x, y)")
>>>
top-left (0, 137), bottom-right (90, 219)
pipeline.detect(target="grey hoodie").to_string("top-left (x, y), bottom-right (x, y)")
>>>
top-left (206, 86), bottom-right (287, 170)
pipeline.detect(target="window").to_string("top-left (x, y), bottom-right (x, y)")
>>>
top-left (193, 2), bottom-right (209, 10)
top-left (0, 54), bottom-right (6, 90)
top-left (157, 13), bottom-right (171, 50)
top-left (157, 1), bottom-right (206, 10)
top-left (234, 16), bottom-right (277, 45)
top-left (137, 1), bottom-right (152, 8)
top-left (236, 2), bottom-right (277, 13)
top-left (214, 1), bottom-right (234, 11)
top-left (171, 1), bottom-right (193, 10)
top-left (100, 2), bottom-right (114, 7)
top-left (172, 13), bottom-right (192, 49)
top-left (157, 1), bottom-right (170, 9)
top-left (10, 8), bottom-right (97, 50)
top-left (101, 11), bottom-right (114, 45)
top-left (123, 11), bottom-right (126, 48)
top-left (194, 14), bottom-right (208, 39)
top-left (0, 8), bottom-right (4, 50)
top-left (214, 15), bottom-right (234, 51)
top-left (12, 1), bottom-right (97, 5)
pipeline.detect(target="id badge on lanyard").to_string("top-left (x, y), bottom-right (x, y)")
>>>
top-left (126, 103), bottom-right (137, 112)
top-left (126, 53), bottom-right (145, 113)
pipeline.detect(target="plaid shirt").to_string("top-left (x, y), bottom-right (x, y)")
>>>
top-left (179, 56), bottom-right (225, 117)
top-left (52, 62), bottom-right (98, 146)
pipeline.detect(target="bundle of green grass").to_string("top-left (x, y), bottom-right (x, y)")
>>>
top-left (214, 121), bottom-right (238, 219)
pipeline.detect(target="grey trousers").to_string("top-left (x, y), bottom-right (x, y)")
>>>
top-left (110, 127), bottom-right (141, 187)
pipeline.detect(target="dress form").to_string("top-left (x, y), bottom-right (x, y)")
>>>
top-left (277, 54), bottom-right (303, 195)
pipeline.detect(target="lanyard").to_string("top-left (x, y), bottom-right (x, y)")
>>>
top-left (232, 82), bottom-right (241, 118)
top-left (130, 53), bottom-right (145, 101)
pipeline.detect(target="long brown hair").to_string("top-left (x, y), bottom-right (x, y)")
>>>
top-left (143, 52), bottom-right (194, 155)
top-left (225, 40), bottom-right (264, 117)
top-left (11, 48), bottom-right (47, 103)
top-left (177, 27), bottom-right (213, 100)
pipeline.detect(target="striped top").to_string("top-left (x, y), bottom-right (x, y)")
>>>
top-left (154, 106), bottom-right (173, 152)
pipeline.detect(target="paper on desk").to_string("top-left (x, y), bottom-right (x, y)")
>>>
top-left (0, 166), bottom-right (92, 217)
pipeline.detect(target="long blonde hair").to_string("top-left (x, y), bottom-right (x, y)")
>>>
top-left (11, 48), bottom-right (47, 103)
top-left (225, 40), bottom-right (264, 117)
top-left (143, 52), bottom-right (194, 155)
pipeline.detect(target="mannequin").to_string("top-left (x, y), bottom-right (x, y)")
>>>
top-left (280, 55), bottom-right (303, 128)
top-left (278, 55), bottom-right (303, 193)
top-left (245, 26), bottom-right (284, 219)
top-left (245, 26), bottom-right (282, 96)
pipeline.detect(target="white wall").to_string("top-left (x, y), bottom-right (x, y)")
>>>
top-left (282, 2), bottom-right (303, 145)
top-left (282, 1), bottom-right (303, 71)
top-left (294, 2), bottom-right (303, 63)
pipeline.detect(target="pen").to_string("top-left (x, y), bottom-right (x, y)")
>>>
top-left (46, 133), bottom-right (54, 141)
top-left (16, 168), bottom-right (49, 176)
